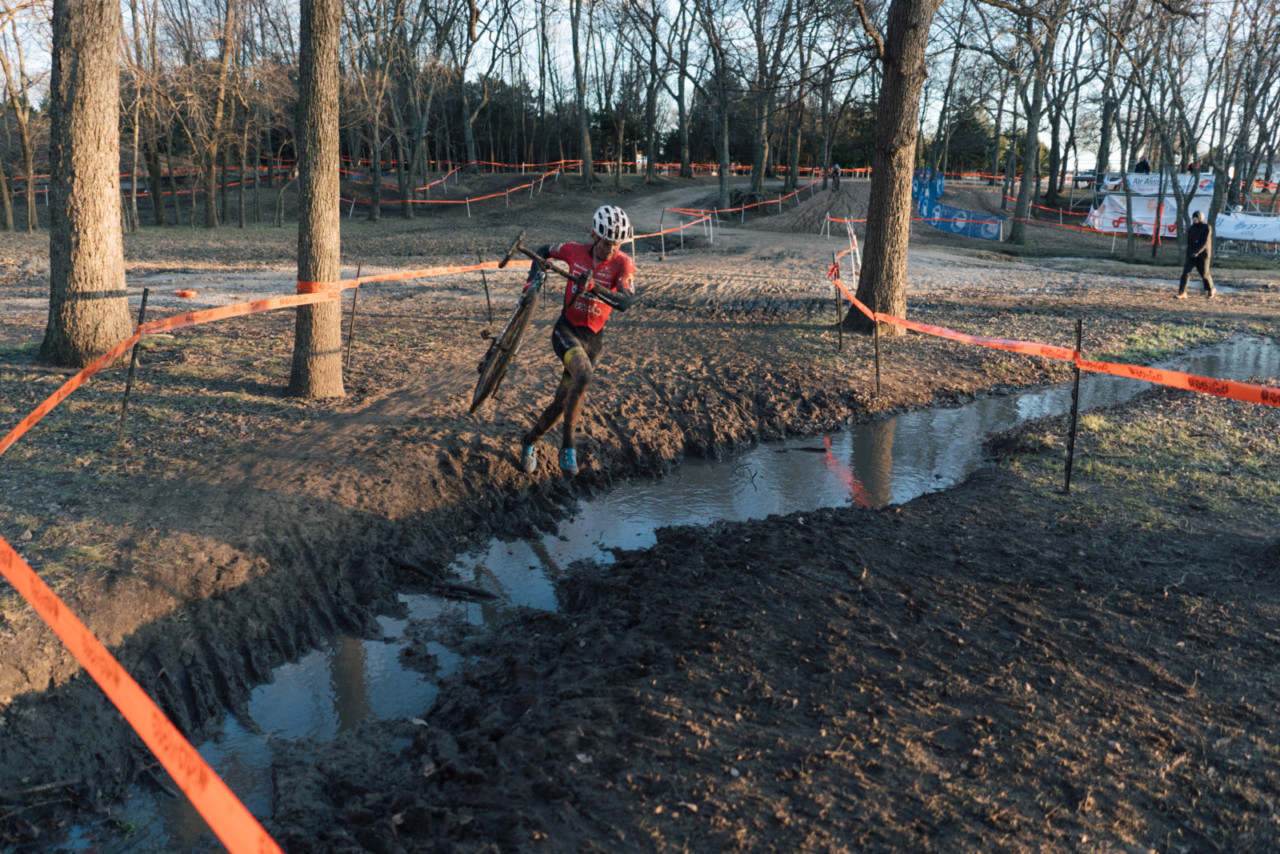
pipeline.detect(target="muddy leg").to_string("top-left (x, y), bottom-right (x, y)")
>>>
top-left (559, 351), bottom-right (593, 449)
top-left (523, 373), bottom-right (572, 446)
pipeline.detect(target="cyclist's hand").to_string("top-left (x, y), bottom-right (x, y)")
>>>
top-left (575, 273), bottom-right (593, 292)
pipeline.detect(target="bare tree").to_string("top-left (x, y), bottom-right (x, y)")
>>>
top-left (201, 0), bottom-right (238, 228)
top-left (743, 0), bottom-right (797, 196)
top-left (623, 0), bottom-right (674, 183)
top-left (985, 0), bottom-right (1073, 244)
top-left (569, 0), bottom-right (596, 182)
top-left (344, 0), bottom-right (408, 221)
top-left (694, 0), bottom-right (739, 209)
top-left (0, 4), bottom-right (44, 232)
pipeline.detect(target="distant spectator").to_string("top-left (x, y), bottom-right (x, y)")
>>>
top-left (1134, 156), bottom-right (1150, 174)
top-left (1176, 210), bottom-right (1215, 300)
top-left (1186, 160), bottom-right (1198, 174)
top-left (830, 163), bottom-right (841, 190)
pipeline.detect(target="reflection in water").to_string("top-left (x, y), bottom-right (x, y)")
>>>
top-left (849, 418), bottom-right (897, 507)
top-left (528, 538), bottom-right (564, 579)
top-left (331, 635), bottom-right (371, 732)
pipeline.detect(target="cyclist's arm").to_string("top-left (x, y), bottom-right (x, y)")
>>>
top-left (591, 285), bottom-right (635, 311)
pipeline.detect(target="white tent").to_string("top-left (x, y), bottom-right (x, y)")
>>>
top-left (1101, 173), bottom-right (1215, 196)
top-left (1085, 171), bottom-right (1280, 243)
top-left (1085, 194), bottom-right (1180, 237)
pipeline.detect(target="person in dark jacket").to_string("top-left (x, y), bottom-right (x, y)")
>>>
top-left (1177, 210), bottom-right (1215, 299)
top-left (1134, 156), bottom-right (1150, 174)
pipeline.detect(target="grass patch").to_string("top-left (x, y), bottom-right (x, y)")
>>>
top-left (1000, 389), bottom-right (1280, 547)
top-left (1101, 324), bottom-right (1226, 364)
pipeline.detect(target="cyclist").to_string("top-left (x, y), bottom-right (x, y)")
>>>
top-left (519, 205), bottom-right (636, 475)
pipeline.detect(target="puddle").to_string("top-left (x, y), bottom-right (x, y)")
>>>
top-left (72, 335), bottom-right (1280, 850)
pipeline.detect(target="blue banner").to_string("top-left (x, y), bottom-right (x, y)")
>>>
top-left (912, 168), bottom-right (1003, 240)
top-left (918, 198), bottom-right (1004, 240)
top-left (912, 168), bottom-right (945, 202)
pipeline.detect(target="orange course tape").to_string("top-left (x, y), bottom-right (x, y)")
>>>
top-left (141, 292), bottom-right (339, 335)
top-left (1076, 359), bottom-right (1280, 407)
top-left (296, 280), bottom-right (341, 294)
top-left (824, 257), bottom-right (1280, 408)
top-left (636, 215), bottom-right (711, 239)
top-left (0, 539), bottom-right (282, 854)
top-left (0, 333), bottom-right (141, 458)
top-left (344, 261), bottom-right (509, 288)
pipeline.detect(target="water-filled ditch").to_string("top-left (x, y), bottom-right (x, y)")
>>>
top-left (70, 335), bottom-right (1280, 850)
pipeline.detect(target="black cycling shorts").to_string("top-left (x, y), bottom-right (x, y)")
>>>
top-left (552, 316), bottom-right (604, 368)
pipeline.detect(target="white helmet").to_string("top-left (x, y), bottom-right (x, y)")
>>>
top-left (592, 205), bottom-right (632, 242)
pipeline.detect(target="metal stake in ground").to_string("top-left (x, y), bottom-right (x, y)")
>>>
top-left (1063, 318), bottom-right (1083, 494)
top-left (874, 310), bottom-right (882, 395)
top-left (345, 263), bottom-right (362, 371)
top-left (478, 251), bottom-right (493, 323)
top-left (832, 251), bottom-right (843, 353)
top-left (116, 287), bottom-right (151, 445)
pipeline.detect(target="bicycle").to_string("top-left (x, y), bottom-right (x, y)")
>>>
top-left (469, 231), bottom-right (577, 413)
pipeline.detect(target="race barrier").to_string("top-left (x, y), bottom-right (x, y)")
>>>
top-left (341, 164), bottom-right (566, 217)
top-left (912, 169), bottom-right (1004, 240)
top-left (638, 212), bottom-right (714, 256)
top-left (664, 176), bottom-right (824, 229)
top-left (825, 247), bottom-right (1280, 410)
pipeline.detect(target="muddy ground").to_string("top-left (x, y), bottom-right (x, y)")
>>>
top-left (2, 173), bottom-right (1280, 852)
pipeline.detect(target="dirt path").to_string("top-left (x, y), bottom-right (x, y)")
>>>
top-left (1, 176), bottom-right (1279, 850)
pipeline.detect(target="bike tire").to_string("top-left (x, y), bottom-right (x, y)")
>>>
top-left (470, 275), bottom-right (542, 413)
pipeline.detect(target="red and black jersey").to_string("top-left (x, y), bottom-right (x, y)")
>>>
top-left (547, 242), bottom-right (636, 333)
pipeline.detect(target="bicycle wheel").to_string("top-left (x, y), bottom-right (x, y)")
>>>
top-left (470, 271), bottom-right (543, 413)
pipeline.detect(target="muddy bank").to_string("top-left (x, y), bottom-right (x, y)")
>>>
top-left (265, 389), bottom-right (1280, 852)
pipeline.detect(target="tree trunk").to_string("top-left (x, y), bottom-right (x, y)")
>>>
top-left (368, 117), bottom-right (383, 222)
top-left (1045, 100), bottom-right (1063, 207)
top-left (220, 143), bottom-right (229, 225)
top-left (788, 105), bottom-right (803, 192)
top-left (288, 0), bottom-right (345, 399)
top-left (165, 143), bottom-right (180, 225)
top-left (0, 167), bottom-right (12, 231)
top-left (253, 125), bottom-right (262, 222)
top-left (128, 96), bottom-right (141, 232)
top-left (239, 115), bottom-right (248, 228)
top-left (460, 90), bottom-right (478, 177)
top-left (41, 0), bottom-right (132, 367)
top-left (570, 0), bottom-right (593, 184)
top-left (716, 94), bottom-right (731, 209)
top-left (143, 135), bottom-right (167, 226)
top-left (843, 0), bottom-right (943, 337)
top-left (17, 115), bottom-right (38, 231)
top-left (202, 0), bottom-right (236, 228)
top-left (749, 102), bottom-right (767, 196)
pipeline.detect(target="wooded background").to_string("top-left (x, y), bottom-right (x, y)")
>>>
top-left (0, 0), bottom-right (1276, 233)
